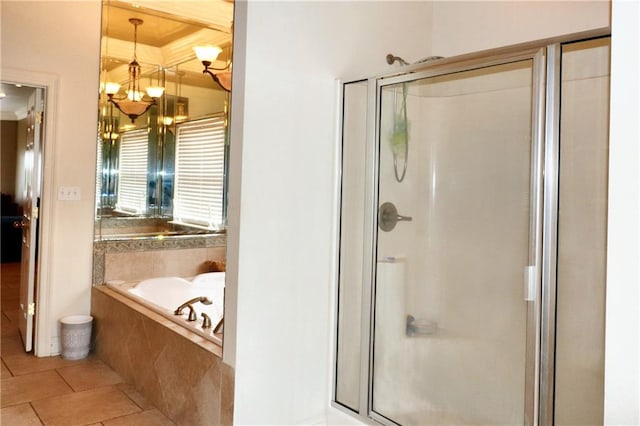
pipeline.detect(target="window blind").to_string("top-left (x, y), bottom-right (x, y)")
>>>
top-left (116, 129), bottom-right (148, 214)
top-left (173, 115), bottom-right (225, 228)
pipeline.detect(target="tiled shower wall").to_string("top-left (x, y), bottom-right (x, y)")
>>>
top-left (92, 287), bottom-right (234, 425)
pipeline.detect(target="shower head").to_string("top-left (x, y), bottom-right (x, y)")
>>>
top-left (386, 53), bottom-right (445, 66)
top-left (386, 54), bottom-right (410, 66)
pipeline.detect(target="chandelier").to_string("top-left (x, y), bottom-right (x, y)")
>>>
top-left (104, 18), bottom-right (164, 122)
top-left (193, 45), bottom-right (232, 92)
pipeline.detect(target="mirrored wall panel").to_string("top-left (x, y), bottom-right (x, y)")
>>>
top-left (95, 0), bottom-right (232, 240)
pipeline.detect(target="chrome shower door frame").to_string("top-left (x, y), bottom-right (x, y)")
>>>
top-left (333, 29), bottom-right (609, 425)
top-left (369, 49), bottom-right (545, 426)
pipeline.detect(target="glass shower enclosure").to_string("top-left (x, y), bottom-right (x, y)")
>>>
top-left (334, 34), bottom-right (609, 425)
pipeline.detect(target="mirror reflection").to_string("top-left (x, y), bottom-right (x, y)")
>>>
top-left (95, 0), bottom-right (232, 240)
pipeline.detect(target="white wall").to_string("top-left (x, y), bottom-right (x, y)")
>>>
top-left (0, 1), bottom-right (101, 355)
top-left (230, 1), bottom-right (619, 425)
top-left (228, 2), bottom-right (433, 423)
top-left (432, 1), bottom-right (610, 56)
top-left (605, 0), bottom-right (640, 424)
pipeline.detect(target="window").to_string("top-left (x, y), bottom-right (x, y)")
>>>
top-left (173, 115), bottom-right (225, 228)
top-left (116, 129), bottom-right (148, 214)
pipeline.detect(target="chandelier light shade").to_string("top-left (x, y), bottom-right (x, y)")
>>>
top-left (193, 45), bottom-right (222, 63)
top-left (193, 44), bottom-right (232, 92)
top-left (106, 18), bottom-right (164, 122)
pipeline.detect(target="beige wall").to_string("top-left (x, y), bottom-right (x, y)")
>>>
top-left (1, 1), bottom-right (101, 355)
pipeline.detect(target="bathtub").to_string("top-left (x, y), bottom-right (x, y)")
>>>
top-left (106, 272), bottom-right (225, 345)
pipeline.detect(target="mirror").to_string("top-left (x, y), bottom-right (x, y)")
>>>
top-left (95, 0), bottom-right (233, 240)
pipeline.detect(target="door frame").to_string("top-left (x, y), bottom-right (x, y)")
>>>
top-left (1, 67), bottom-right (58, 357)
top-left (18, 86), bottom-right (45, 352)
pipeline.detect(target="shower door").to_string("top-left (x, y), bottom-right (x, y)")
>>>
top-left (371, 57), bottom-right (542, 425)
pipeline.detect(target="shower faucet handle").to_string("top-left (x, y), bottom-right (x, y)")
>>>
top-left (378, 202), bottom-right (412, 232)
top-left (406, 315), bottom-right (438, 337)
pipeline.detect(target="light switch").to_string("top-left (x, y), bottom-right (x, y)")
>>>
top-left (58, 186), bottom-right (81, 201)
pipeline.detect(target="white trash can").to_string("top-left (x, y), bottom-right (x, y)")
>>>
top-left (60, 315), bottom-right (93, 360)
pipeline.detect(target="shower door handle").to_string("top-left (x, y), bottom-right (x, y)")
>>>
top-left (378, 202), bottom-right (412, 232)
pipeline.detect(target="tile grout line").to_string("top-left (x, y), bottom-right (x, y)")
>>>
top-left (1, 362), bottom-right (57, 380)
top-left (118, 383), bottom-right (151, 412)
top-left (1, 356), bottom-right (14, 377)
top-left (28, 401), bottom-right (45, 426)
top-left (53, 367), bottom-right (76, 393)
top-left (97, 409), bottom-right (144, 425)
top-left (112, 382), bottom-right (177, 425)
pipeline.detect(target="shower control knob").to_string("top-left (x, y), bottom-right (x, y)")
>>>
top-left (378, 202), bottom-right (412, 232)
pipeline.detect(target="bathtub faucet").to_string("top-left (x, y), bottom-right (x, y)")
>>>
top-left (174, 297), bottom-right (213, 321)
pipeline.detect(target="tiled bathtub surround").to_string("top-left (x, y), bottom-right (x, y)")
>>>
top-left (92, 286), bottom-right (234, 425)
top-left (106, 277), bottom-right (224, 346)
top-left (93, 233), bottom-right (226, 284)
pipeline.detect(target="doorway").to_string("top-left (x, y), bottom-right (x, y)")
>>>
top-left (1, 80), bottom-right (46, 354)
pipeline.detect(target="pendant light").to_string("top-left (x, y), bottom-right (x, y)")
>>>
top-left (104, 18), bottom-right (164, 122)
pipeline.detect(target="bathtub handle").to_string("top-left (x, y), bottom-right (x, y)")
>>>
top-left (201, 313), bottom-right (212, 328)
top-left (186, 304), bottom-right (197, 321)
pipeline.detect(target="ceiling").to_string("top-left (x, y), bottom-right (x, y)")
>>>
top-left (0, 83), bottom-right (36, 121)
top-left (0, 1), bottom-right (233, 121)
top-left (104, 1), bottom-right (232, 48)
top-left (103, 0), bottom-right (234, 90)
